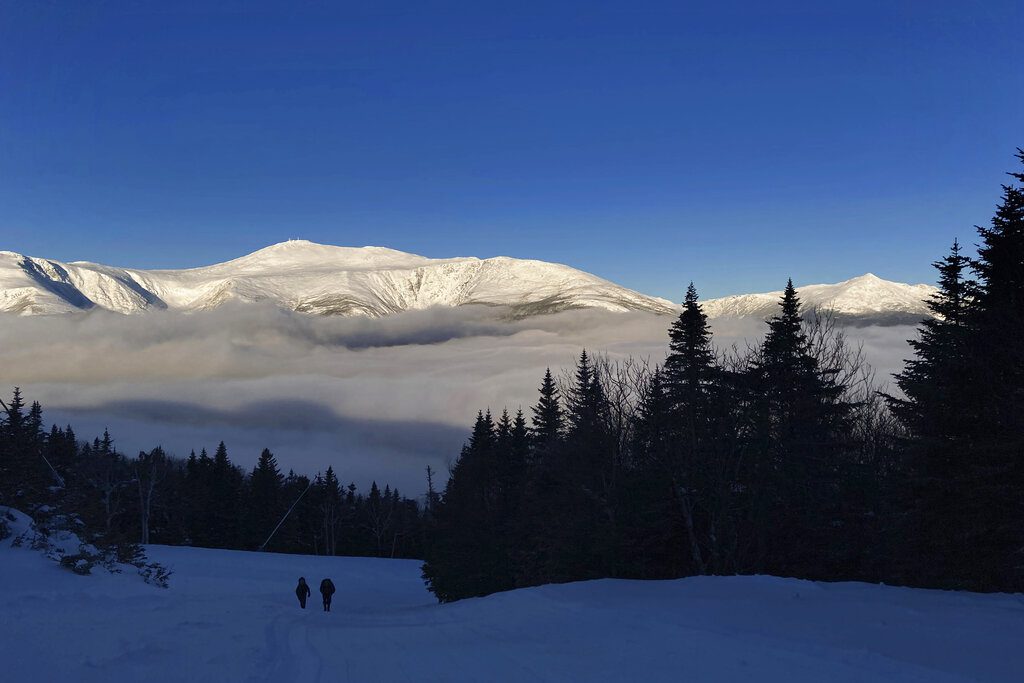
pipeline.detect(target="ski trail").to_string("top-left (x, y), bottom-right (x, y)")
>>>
top-left (255, 611), bottom-right (325, 683)
top-left (8, 544), bottom-right (1020, 682)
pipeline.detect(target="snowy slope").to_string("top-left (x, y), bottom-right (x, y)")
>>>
top-left (1, 529), bottom-right (1021, 682)
top-left (0, 241), bottom-right (676, 317)
top-left (703, 273), bottom-right (936, 324)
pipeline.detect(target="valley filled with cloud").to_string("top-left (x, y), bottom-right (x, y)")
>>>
top-left (0, 305), bottom-right (918, 493)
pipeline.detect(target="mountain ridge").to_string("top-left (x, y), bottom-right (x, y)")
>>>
top-left (701, 272), bottom-right (936, 325)
top-left (0, 240), bottom-right (935, 324)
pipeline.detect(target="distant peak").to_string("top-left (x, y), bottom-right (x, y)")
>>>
top-left (254, 239), bottom-right (323, 251)
top-left (211, 240), bottom-right (434, 272)
top-left (839, 272), bottom-right (885, 285)
top-left (251, 240), bottom-right (408, 255)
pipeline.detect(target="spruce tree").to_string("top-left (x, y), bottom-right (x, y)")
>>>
top-left (971, 150), bottom-right (1024, 453)
top-left (968, 152), bottom-right (1024, 591)
top-left (530, 350), bottom-right (617, 582)
top-left (0, 388), bottom-right (47, 503)
top-left (893, 241), bottom-right (976, 441)
top-left (891, 240), bottom-right (982, 586)
top-left (530, 368), bottom-right (564, 454)
top-left (746, 281), bottom-right (851, 577)
top-left (626, 367), bottom-right (692, 577)
top-left (664, 283), bottom-right (717, 410)
top-left (423, 410), bottom-right (512, 601)
top-left (317, 467), bottom-right (342, 555)
top-left (897, 153), bottom-right (1024, 591)
top-left (208, 441), bottom-right (242, 548)
top-left (510, 409), bottom-right (531, 475)
top-left (248, 448), bottom-right (284, 549)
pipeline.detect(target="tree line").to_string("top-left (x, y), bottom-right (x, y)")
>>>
top-left (0, 398), bottom-right (426, 561)
top-left (422, 150), bottom-right (1024, 601)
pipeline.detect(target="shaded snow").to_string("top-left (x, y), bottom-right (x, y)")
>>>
top-left (1, 530), bottom-right (1021, 682)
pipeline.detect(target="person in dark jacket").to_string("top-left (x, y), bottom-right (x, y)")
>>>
top-left (320, 578), bottom-right (336, 612)
top-left (296, 577), bottom-right (311, 608)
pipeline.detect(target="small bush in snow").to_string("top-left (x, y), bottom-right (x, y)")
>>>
top-left (115, 542), bottom-right (146, 566)
top-left (6, 507), bottom-right (172, 587)
top-left (137, 562), bottom-right (172, 588)
top-left (60, 554), bottom-right (94, 575)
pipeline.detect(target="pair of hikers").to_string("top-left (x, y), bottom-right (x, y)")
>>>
top-left (295, 577), bottom-right (336, 612)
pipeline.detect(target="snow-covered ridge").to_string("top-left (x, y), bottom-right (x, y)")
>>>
top-left (703, 273), bottom-right (936, 325)
top-left (0, 240), bottom-right (676, 317)
top-left (0, 240), bottom-right (936, 323)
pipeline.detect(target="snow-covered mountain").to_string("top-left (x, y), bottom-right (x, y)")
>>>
top-left (702, 273), bottom-right (936, 325)
top-left (0, 240), bottom-right (676, 318)
top-left (0, 240), bottom-right (935, 324)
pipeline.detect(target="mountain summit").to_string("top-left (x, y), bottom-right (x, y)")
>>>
top-left (0, 241), bottom-right (935, 323)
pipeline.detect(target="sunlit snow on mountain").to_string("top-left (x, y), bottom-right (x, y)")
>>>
top-left (1, 240), bottom-right (935, 325)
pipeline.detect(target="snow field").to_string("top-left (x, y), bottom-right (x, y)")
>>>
top-left (1, 534), bottom-right (1022, 682)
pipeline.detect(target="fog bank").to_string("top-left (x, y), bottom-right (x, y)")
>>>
top-left (0, 305), bottom-right (916, 493)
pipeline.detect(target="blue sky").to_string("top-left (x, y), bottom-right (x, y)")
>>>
top-left (1, 1), bottom-right (1021, 299)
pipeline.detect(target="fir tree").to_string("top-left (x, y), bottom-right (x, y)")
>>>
top-left (971, 150), bottom-right (1024, 454)
top-left (208, 442), bottom-right (242, 548)
top-left (663, 283), bottom-right (717, 411)
top-left (893, 240), bottom-right (976, 439)
top-left (248, 448), bottom-right (284, 549)
top-left (422, 410), bottom-right (511, 601)
top-left (896, 153), bottom-right (1024, 591)
top-left (745, 281), bottom-right (851, 577)
top-left (530, 368), bottom-right (564, 453)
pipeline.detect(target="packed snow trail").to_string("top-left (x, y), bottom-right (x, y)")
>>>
top-left (1, 540), bottom-right (1022, 682)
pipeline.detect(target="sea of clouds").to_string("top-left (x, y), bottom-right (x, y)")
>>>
top-left (0, 305), bottom-right (918, 493)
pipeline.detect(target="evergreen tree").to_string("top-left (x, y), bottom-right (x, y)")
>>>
top-left (208, 441), bottom-right (242, 548)
top-left (422, 410), bottom-right (513, 601)
top-left (248, 448), bottom-right (284, 549)
top-left (319, 466), bottom-right (341, 555)
top-left (890, 240), bottom-right (981, 586)
top-left (896, 153), bottom-right (1024, 591)
top-left (664, 283), bottom-right (717, 410)
top-left (530, 368), bottom-right (564, 454)
top-left (967, 152), bottom-right (1024, 591)
top-left (625, 368), bottom-right (690, 577)
top-left (893, 240), bottom-right (976, 427)
top-left (509, 409), bottom-right (531, 477)
top-left (539, 351), bottom-right (617, 582)
top-left (0, 388), bottom-right (47, 503)
top-left (565, 350), bottom-right (607, 438)
top-left (745, 281), bottom-right (851, 577)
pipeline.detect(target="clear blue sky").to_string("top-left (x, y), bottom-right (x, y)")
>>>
top-left (1, 1), bottom-right (1021, 299)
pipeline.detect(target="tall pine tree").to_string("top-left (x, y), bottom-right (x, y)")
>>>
top-left (745, 281), bottom-right (851, 577)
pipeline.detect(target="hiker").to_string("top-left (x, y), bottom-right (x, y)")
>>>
top-left (320, 578), bottom-right (336, 612)
top-left (296, 577), bottom-right (311, 609)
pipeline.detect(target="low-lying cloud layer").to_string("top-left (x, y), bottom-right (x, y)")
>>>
top-left (0, 305), bottom-right (918, 493)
